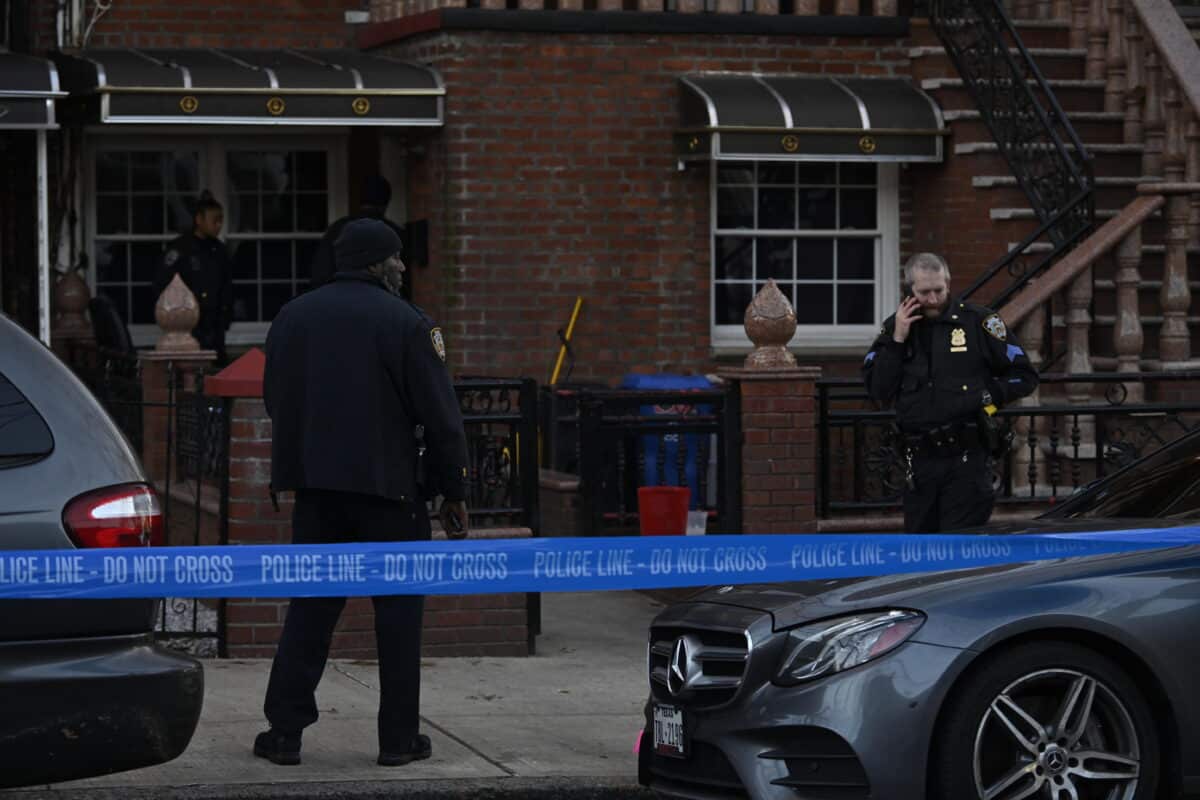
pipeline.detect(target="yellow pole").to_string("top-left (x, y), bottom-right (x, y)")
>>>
top-left (550, 296), bottom-right (583, 386)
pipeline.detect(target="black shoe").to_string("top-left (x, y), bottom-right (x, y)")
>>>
top-left (253, 729), bottom-right (302, 766)
top-left (378, 734), bottom-right (432, 767)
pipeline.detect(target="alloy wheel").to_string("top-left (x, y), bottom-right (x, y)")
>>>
top-left (972, 668), bottom-right (1141, 800)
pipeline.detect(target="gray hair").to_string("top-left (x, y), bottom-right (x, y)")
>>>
top-left (903, 252), bottom-right (951, 285)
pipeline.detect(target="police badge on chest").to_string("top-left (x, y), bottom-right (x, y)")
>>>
top-left (950, 327), bottom-right (967, 353)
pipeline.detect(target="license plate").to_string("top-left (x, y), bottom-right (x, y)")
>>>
top-left (653, 703), bottom-right (687, 758)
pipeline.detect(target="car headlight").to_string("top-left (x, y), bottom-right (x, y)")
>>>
top-left (774, 609), bottom-right (925, 685)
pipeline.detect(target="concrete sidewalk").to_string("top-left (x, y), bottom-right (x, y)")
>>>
top-left (7, 592), bottom-right (663, 799)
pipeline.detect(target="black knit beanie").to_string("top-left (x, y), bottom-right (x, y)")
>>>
top-left (334, 218), bottom-right (403, 272)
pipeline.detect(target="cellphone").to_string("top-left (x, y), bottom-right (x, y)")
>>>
top-left (902, 283), bottom-right (914, 300)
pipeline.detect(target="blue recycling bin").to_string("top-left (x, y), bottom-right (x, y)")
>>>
top-left (619, 373), bottom-right (714, 510)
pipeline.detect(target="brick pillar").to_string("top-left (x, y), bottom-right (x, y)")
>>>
top-left (138, 352), bottom-right (216, 485)
top-left (719, 367), bottom-right (822, 534)
top-left (717, 278), bottom-right (821, 533)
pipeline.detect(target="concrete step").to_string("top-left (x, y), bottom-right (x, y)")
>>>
top-left (952, 140), bottom-right (1148, 177)
top-left (971, 174), bottom-right (1155, 208)
top-left (924, 77), bottom-right (1107, 113)
top-left (910, 46), bottom-right (1087, 82)
top-left (944, 109), bottom-right (1127, 145)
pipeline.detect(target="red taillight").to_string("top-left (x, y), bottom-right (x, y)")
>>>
top-left (63, 484), bottom-right (164, 548)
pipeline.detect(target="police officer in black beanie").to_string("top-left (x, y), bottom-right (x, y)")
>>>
top-left (255, 217), bottom-right (470, 768)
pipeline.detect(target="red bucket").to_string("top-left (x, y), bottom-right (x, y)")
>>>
top-left (637, 486), bottom-right (690, 536)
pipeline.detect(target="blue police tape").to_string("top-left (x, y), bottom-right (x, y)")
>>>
top-left (0, 528), bottom-right (1199, 599)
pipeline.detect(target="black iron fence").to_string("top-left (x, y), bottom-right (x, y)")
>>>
top-left (818, 372), bottom-right (1200, 516)
top-left (574, 388), bottom-right (742, 536)
top-left (70, 346), bottom-right (229, 655)
top-left (455, 378), bottom-right (540, 533)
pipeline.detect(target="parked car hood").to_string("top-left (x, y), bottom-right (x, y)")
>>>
top-left (685, 518), bottom-right (1196, 630)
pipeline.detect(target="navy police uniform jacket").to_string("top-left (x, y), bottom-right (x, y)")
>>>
top-left (152, 233), bottom-right (234, 358)
top-left (264, 270), bottom-right (469, 504)
top-left (862, 299), bottom-right (1039, 433)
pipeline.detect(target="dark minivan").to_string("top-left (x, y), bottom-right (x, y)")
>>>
top-left (0, 313), bottom-right (203, 788)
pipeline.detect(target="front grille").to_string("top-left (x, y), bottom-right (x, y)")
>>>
top-left (649, 624), bottom-right (749, 709)
top-left (648, 740), bottom-right (748, 799)
top-left (760, 727), bottom-right (871, 799)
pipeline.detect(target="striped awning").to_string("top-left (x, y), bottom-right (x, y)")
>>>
top-left (0, 53), bottom-right (64, 130)
top-left (676, 75), bottom-right (945, 163)
top-left (53, 48), bottom-right (444, 126)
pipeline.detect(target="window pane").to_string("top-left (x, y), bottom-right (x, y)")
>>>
top-left (0, 371), bottom-right (54, 461)
top-left (296, 194), bottom-right (327, 232)
top-left (230, 240), bottom-right (259, 280)
top-left (230, 194), bottom-right (260, 233)
top-left (758, 187), bottom-right (794, 230)
top-left (262, 194), bottom-right (295, 233)
top-left (226, 152), bottom-right (261, 192)
top-left (171, 155), bottom-right (200, 194)
top-left (840, 163), bottom-right (876, 186)
top-left (794, 283), bottom-right (833, 324)
top-left (717, 164), bottom-right (754, 185)
top-left (838, 238), bottom-right (875, 280)
top-left (837, 284), bottom-right (875, 324)
top-left (132, 195), bottom-right (164, 234)
top-left (261, 240), bottom-right (293, 281)
top-left (294, 152), bottom-right (327, 191)
top-left (717, 187), bottom-right (754, 229)
top-left (130, 285), bottom-right (159, 325)
top-left (261, 153), bottom-right (293, 194)
top-left (714, 283), bottom-right (753, 325)
top-left (262, 283), bottom-right (295, 321)
top-left (715, 237), bottom-right (753, 280)
top-left (797, 163), bottom-right (836, 184)
top-left (296, 239), bottom-right (320, 279)
top-left (167, 195), bottom-right (195, 234)
top-left (94, 241), bottom-right (128, 283)
top-left (840, 188), bottom-right (877, 229)
top-left (756, 238), bottom-right (793, 281)
top-left (797, 188), bottom-right (835, 229)
top-left (130, 152), bottom-right (164, 191)
top-left (757, 162), bottom-right (794, 184)
top-left (232, 283), bottom-right (258, 323)
top-left (131, 242), bottom-right (164, 284)
top-left (796, 238), bottom-right (834, 280)
top-left (96, 195), bottom-right (129, 235)
top-left (96, 152), bottom-right (128, 192)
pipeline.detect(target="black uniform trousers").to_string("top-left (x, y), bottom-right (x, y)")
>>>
top-left (264, 489), bottom-right (430, 750)
top-left (903, 445), bottom-right (995, 533)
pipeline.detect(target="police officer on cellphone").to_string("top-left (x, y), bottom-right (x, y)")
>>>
top-left (863, 253), bottom-right (1038, 533)
top-left (255, 218), bottom-right (469, 768)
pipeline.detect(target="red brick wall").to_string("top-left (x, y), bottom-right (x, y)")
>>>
top-left (30, 0), bottom-right (361, 52)
top-left (387, 31), bottom-right (915, 384)
top-left (221, 398), bottom-right (530, 658)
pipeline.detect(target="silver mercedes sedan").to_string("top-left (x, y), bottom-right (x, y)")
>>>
top-left (639, 430), bottom-right (1200, 800)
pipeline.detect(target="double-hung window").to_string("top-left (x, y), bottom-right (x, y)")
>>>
top-left (711, 161), bottom-right (899, 352)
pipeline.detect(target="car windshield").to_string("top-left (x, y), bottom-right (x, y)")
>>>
top-left (1049, 429), bottom-right (1200, 519)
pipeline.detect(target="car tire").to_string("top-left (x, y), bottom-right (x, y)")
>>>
top-left (930, 641), bottom-right (1159, 800)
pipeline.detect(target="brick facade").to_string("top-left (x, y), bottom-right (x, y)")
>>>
top-left (31, 1), bottom-right (361, 52)
top-left (385, 30), bottom-right (922, 384)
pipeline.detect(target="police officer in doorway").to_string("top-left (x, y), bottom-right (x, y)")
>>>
top-left (862, 253), bottom-right (1039, 533)
top-left (255, 218), bottom-right (470, 767)
top-left (152, 190), bottom-right (234, 363)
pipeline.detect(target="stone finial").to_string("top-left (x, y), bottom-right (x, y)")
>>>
top-left (743, 279), bottom-right (797, 369)
top-left (52, 269), bottom-right (91, 338)
top-left (154, 273), bottom-right (201, 352)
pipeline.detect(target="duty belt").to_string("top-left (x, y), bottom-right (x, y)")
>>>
top-left (902, 421), bottom-right (982, 458)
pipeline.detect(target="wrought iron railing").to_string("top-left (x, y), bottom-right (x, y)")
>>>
top-left (931, 0), bottom-right (1096, 305)
top-left (454, 377), bottom-right (540, 533)
top-left (576, 388), bottom-right (742, 535)
top-left (818, 373), bottom-right (1200, 515)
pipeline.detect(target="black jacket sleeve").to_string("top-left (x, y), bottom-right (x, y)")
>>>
top-left (976, 308), bottom-right (1039, 406)
top-left (862, 316), bottom-right (906, 408)
top-left (152, 240), bottom-right (189, 299)
top-left (386, 309), bottom-right (470, 502)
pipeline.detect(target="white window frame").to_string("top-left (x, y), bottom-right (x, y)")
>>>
top-left (709, 160), bottom-right (900, 355)
top-left (84, 128), bottom-right (348, 349)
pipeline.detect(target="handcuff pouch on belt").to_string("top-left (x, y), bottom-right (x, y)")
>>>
top-left (899, 420), bottom-right (980, 459)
